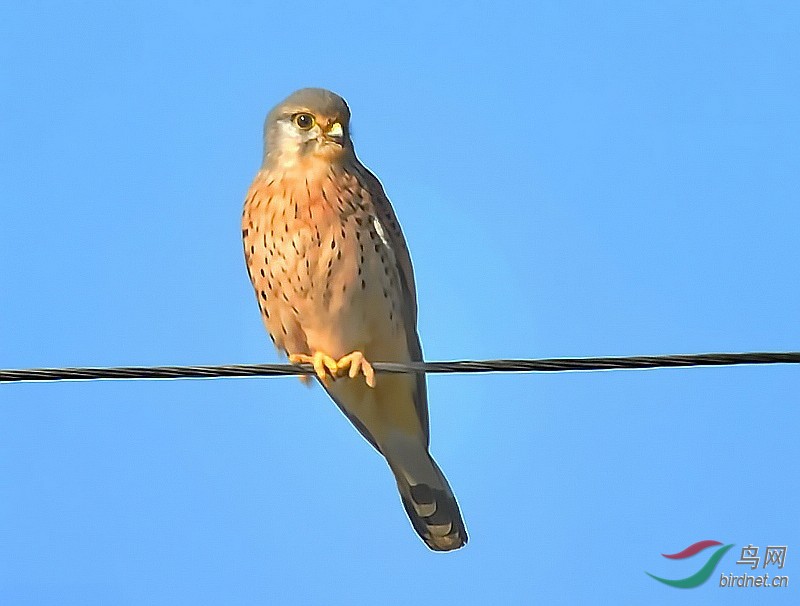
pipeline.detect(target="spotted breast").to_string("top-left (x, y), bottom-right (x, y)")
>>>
top-left (242, 161), bottom-right (408, 366)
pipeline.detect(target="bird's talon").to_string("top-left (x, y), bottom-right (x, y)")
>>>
top-left (364, 365), bottom-right (376, 388)
top-left (336, 351), bottom-right (376, 388)
top-left (290, 352), bottom-right (340, 382)
top-left (322, 356), bottom-right (339, 376)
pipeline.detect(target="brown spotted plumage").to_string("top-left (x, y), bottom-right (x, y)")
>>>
top-left (242, 88), bottom-right (467, 551)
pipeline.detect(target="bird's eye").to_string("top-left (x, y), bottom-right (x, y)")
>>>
top-left (293, 113), bottom-right (315, 130)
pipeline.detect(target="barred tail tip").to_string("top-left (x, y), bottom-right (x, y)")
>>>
top-left (399, 479), bottom-right (468, 552)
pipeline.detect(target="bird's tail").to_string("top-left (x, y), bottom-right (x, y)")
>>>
top-left (386, 444), bottom-right (468, 551)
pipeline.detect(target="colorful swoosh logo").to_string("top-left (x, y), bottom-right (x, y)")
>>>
top-left (646, 540), bottom-right (734, 588)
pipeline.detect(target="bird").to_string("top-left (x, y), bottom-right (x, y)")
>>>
top-left (241, 88), bottom-right (467, 551)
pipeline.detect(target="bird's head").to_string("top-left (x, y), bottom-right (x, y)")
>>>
top-left (262, 88), bottom-right (353, 169)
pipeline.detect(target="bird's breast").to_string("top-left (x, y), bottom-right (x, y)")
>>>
top-left (243, 169), bottom-right (403, 357)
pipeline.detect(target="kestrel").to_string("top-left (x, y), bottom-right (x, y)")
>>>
top-left (242, 88), bottom-right (467, 551)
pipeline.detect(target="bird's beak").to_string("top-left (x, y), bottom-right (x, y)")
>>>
top-left (326, 122), bottom-right (344, 144)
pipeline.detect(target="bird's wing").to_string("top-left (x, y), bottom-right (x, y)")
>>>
top-left (352, 163), bottom-right (430, 443)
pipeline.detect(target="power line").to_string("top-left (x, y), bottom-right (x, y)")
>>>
top-left (0, 351), bottom-right (798, 384)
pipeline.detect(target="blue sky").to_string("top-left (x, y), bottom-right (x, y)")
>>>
top-left (1, 1), bottom-right (798, 603)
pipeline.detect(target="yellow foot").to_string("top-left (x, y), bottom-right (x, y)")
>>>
top-left (289, 352), bottom-right (339, 382)
top-left (336, 351), bottom-right (376, 388)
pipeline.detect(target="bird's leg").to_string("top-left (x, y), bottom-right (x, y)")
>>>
top-left (289, 352), bottom-right (339, 382)
top-left (335, 351), bottom-right (376, 388)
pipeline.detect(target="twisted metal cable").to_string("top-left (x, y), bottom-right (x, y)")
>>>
top-left (0, 351), bottom-right (798, 384)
